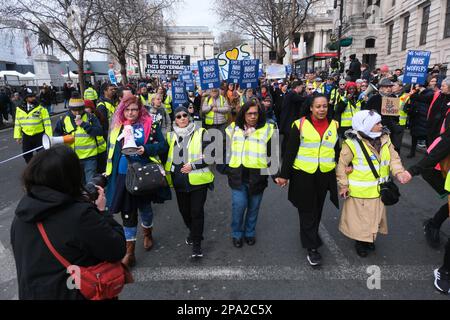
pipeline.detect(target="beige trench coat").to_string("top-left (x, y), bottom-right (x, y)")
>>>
top-left (336, 132), bottom-right (405, 243)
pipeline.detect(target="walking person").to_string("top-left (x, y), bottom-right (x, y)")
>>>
top-left (276, 94), bottom-right (339, 266)
top-left (14, 89), bottom-right (52, 163)
top-left (202, 88), bottom-right (230, 134)
top-left (164, 106), bottom-right (214, 258)
top-left (148, 93), bottom-right (172, 136)
top-left (105, 95), bottom-right (170, 268)
top-left (223, 100), bottom-right (275, 248)
top-left (337, 110), bottom-right (410, 257)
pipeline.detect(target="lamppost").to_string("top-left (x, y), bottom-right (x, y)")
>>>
top-left (66, 62), bottom-right (71, 81)
top-left (202, 39), bottom-right (205, 60)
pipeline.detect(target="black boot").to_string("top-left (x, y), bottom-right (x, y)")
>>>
top-left (355, 241), bottom-right (368, 257)
top-left (191, 241), bottom-right (203, 258)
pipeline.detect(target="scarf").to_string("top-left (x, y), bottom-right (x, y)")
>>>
top-left (172, 122), bottom-right (196, 146)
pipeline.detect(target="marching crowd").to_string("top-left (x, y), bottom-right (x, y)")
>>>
top-left (7, 56), bottom-right (450, 299)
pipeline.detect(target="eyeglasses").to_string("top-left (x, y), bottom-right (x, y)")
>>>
top-left (246, 112), bottom-right (258, 117)
top-left (125, 108), bottom-right (139, 113)
top-left (176, 113), bottom-right (188, 119)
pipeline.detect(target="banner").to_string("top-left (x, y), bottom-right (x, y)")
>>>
top-left (171, 80), bottom-right (188, 108)
top-left (198, 59), bottom-right (221, 90)
top-left (108, 69), bottom-right (117, 85)
top-left (403, 50), bottom-right (431, 85)
top-left (145, 54), bottom-right (191, 76)
top-left (228, 60), bottom-right (241, 84)
top-left (180, 70), bottom-right (195, 91)
top-left (239, 59), bottom-right (259, 89)
top-left (216, 44), bottom-right (254, 80)
top-left (266, 64), bottom-right (287, 80)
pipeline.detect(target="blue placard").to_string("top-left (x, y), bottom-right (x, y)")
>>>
top-left (198, 59), bottom-right (221, 90)
top-left (171, 80), bottom-right (188, 108)
top-left (403, 50), bottom-right (431, 85)
top-left (108, 69), bottom-right (117, 85)
top-left (286, 65), bottom-right (292, 75)
top-left (181, 71), bottom-right (195, 91)
top-left (228, 60), bottom-right (241, 84)
top-left (239, 59), bottom-right (259, 89)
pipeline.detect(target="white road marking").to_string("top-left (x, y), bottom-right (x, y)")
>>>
top-left (0, 241), bottom-right (17, 283)
top-left (319, 224), bottom-right (351, 267)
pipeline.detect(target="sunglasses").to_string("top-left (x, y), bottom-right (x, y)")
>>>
top-left (176, 113), bottom-right (188, 119)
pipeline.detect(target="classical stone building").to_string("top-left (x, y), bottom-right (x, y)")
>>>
top-left (339, 0), bottom-right (450, 72)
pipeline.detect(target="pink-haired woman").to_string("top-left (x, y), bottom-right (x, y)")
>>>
top-left (105, 95), bottom-right (169, 267)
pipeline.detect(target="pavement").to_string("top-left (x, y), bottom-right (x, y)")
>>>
top-left (0, 115), bottom-right (448, 300)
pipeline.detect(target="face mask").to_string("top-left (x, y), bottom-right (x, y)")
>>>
top-left (368, 131), bottom-right (382, 139)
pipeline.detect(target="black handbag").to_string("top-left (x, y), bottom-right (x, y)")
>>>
top-left (125, 161), bottom-right (168, 196)
top-left (356, 139), bottom-right (400, 206)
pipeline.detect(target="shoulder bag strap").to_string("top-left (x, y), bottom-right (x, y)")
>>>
top-left (37, 222), bottom-right (71, 268)
top-left (356, 139), bottom-right (380, 180)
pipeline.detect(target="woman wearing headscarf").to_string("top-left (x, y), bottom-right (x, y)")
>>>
top-left (105, 95), bottom-right (169, 267)
top-left (337, 110), bottom-right (410, 257)
top-left (164, 106), bottom-right (214, 258)
top-left (148, 93), bottom-right (172, 136)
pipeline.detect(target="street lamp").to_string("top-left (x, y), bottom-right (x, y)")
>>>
top-left (202, 39), bottom-right (205, 60)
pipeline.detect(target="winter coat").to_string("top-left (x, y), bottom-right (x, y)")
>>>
top-left (11, 185), bottom-right (126, 300)
top-left (406, 89), bottom-right (431, 137)
top-left (348, 58), bottom-right (362, 82)
top-left (279, 91), bottom-right (306, 135)
top-left (336, 131), bottom-right (405, 242)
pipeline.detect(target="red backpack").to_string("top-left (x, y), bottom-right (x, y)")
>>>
top-left (37, 222), bottom-right (133, 300)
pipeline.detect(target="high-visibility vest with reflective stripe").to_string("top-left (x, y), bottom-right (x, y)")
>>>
top-left (164, 127), bottom-right (214, 187)
top-left (205, 96), bottom-right (227, 125)
top-left (98, 101), bottom-right (117, 123)
top-left (84, 87), bottom-right (98, 101)
top-left (63, 114), bottom-right (98, 160)
top-left (14, 105), bottom-right (52, 139)
top-left (163, 95), bottom-right (172, 115)
top-left (399, 93), bottom-right (410, 126)
top-left (226, 122), bottom-right (274, 169)
top-left (341, 100), bottom-right (362, 127)
top-left (345, 138), bottom-right (391, 199)
top-left (293, 118), bottom-right (338, 174)
top-left (106, 126), bottom-right (160, 176)
top-left (330, 89), bottom-right (345, 107)
top-left (96, 135), bottom-right (107, 154)
top-left (140, 95), bottom-right (151, 106)
top-left (445, 171), bottom-right (450, 192)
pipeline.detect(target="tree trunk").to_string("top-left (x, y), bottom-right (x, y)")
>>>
top-left (78, 64), bottom-right (85, 95)
top-left (119, 52), bottom-right (128, 85)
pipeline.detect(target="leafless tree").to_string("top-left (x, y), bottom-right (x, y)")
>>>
top-left (216, 31), bottom-right (248, 53)
top-left (214, 0), bottom-right (318, 63)
top-left (0, 0), bottom-right (102, 94)
top-left (92, 0), bottom-right (177, 84)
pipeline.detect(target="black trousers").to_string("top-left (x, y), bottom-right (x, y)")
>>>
top-left (22, 132), bottom-right (44, 163)
top-left (296, 173), bottom-right (329, 250)
top-left (175, 187), bottom-right (208, 243)
top-left (443, 238), bottom-right (450, 271)
top-left (431, 204), bottom-right (449, 229)
top-left (409, 135), bottom-right (427, 155)
top-left (97, 151), bottom-right (107, 174)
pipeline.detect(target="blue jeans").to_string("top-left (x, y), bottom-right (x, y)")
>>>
top-left (231, 184), bottom-right (264, 239)
top-left (80, 157), bottom-right (97, 185)
top-left (123, 202), bottom-right (154, 241)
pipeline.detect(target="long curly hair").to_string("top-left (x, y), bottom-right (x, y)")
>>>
top-left (111, 94), bottom-right (149, 128)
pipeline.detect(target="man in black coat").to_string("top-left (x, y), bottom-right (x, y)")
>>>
top-left (348, 54), bottom-right (361, 82)
top-left (279, 81), bottom-right (306, 157)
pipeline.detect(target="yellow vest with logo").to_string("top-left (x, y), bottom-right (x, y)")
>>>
top-left (84, 87), bottom-right (98, 101)
top-left (105, 125), bottom-right (161, 176)
top-left (341, 100), bottom-right (362, 127)
top-left (226, 122), bottom-right (274, 169)
top-left (164, 127), bottom-right (214, 187)
top-left (345, 138), bottom-right (391, 199)
top-left (399, 93), bottom-right (410, 126)
top-left (205, 96), bottom-right (227, 125)
top-left (293, 118), bottom-right (338, 173)
top-left (63, 114), bottom-right (98, 160)
top-left (14, 105), bottom-right (52, 139)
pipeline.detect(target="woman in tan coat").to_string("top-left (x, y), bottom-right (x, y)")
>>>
top-left (336, 110), bottom-right (411, 257)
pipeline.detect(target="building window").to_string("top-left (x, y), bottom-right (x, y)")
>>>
top-left (387, 24), bottom-right (393, 55)
top-left (365, 38), bottom-right (376, 48)
top-left (181, 47), bottom-right (185, 54)
top-left (402, 15), bottom-right (409, 51)
top-left (420, 4), bottom-right (430, 45)
top-left (445, 0), bottom-right (450, 38)
top-left (392, 0), bottom-right (396, 6)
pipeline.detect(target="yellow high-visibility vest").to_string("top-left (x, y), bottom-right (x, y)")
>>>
top-left (399, 93), bottom-right (410, 126)
top-left (97, 100), bottom-right (117, 123)
top-left (84, 87), bottom-right (98, 101)
top-left (163, 95), bottom-right (172, 115)
top-left (341, 100), bottom-right (362, 127)
top-left (63, 114), bottom-right (98, 160)
top-left (226, 122), bottom-right (274, 169)
top-left (140, 95), bottom-right (151, 106)
top-left (205, 96), bottom-right (227, 125)
top-left (445, 170), bottom-right (450, 192)
top-left (164, 127), bottom-right (214, 187)
top-left (14, 105), bottom-right (52, 139)
top-left (345, 137), bottom-right (391, 199)
top-left (293, 118), bottom-right (338, 174)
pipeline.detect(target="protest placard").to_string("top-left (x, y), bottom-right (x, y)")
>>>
top-left (180, 70), bottom-right (195, 91)
top-left (145, 54), bottom-right (190, 77)
top-left (381, 97), bottom-right (401, 116)
top-left (171, 80), bottom-right (188, 108)
top-left (403, 50), bottom-right (431, 85)
top-left (228, 60), bottom-right (241, 84)
top-left (197, 59), bottom-right (221, 90)
top-left (239, 59), bottom-right (259, 89)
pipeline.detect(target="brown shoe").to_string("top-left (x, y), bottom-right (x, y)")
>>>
top-left (121, 241), bottom-right (136, 268)
top-left (142, 226), bottom-right (153, 251)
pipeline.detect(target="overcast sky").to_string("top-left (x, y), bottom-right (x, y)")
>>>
top-left (171, 0), bottom-right (222, 36)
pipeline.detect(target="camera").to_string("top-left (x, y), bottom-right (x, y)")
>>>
top-left (84, 174), bottom-right (107, 202)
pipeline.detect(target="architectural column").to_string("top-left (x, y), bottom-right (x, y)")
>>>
top-left (352, 0), bottom-right (363, 17)
top-left (299, 33), bottom-right (305, 58)
top-left (322, 31), bottom-right (328, 52)
top-left (345, 0), bottom-right (352, 18)
top-left (313, 31), bottom-right (321, 54)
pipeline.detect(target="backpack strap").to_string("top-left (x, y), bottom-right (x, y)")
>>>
top-left (37, 222), bottom-right (71, 268)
